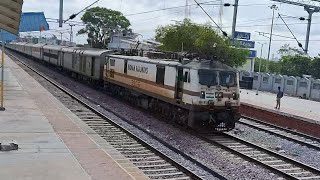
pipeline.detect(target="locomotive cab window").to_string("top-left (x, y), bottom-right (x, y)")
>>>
top-left (198, 70), bottom-right (218, 86)
top-left (220, 72), bottom-right (236, 87)
top-left (156, 66), bottom-right (165, 85)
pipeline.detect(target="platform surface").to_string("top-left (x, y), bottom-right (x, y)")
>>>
top-left (0, 51), bottom-right (149, 180)
top-left (240, 89), bottom-right (320, 125)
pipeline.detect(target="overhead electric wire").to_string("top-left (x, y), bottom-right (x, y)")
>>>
top-left (277, 13), bottom-right (305, 52)
top-left (65, 0), bottom-right (102, 22)
top-left (220, 21), bottom-right (320, 28)
top-left (131, 10), bottom-right (185, 24)
top-left (255, 31), bottom-right (296, 39)
top-left (193, 0), bottom-right (227, 36)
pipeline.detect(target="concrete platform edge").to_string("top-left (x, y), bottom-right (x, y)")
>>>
top-left (241, 103), bottom-right (320, 138)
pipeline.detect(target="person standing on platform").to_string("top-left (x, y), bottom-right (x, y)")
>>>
top-left (275, 86), bottom-right (283, 109)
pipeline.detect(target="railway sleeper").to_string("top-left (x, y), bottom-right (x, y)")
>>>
top-left (143, 168), bottom-right (180, 174)
top-left (128, 158), bottom-right (163, 162)
top-left (298, 176), bottom-right (320, 180)
top-left (147, 172), bottom-right (186, 179)
top-left (136, 163), bottom-right (173, 169)
top-left (133, 160), bottom-right (168, 165)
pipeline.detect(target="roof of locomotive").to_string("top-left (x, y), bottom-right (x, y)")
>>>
top-left (182, 60), bottom-right (237, 72)
top-left (108, 55), bottom-right (181, 66)
top-left (109, 55), bottom-right (237, 71)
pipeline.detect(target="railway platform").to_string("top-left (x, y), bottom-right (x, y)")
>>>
top-left (240, 89), bottom-right (320, 138)
top-left (0, 51), bottom-right (149, 180)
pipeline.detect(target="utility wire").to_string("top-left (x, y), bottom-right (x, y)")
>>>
top-left (255, 31), bottom-right (295, 39)
top-left (65, 0), bottom-right (102, 22)
top-left (277, 13), bottom-right (305, 52)
top-left (193, 0), bottom-right (227, 36)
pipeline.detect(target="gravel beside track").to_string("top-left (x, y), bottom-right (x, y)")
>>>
top-left (200, 133), bottom-right (320, 179)
top-left (231, 119), bottom-right (320, 170)
top-left (7, 50), bottom-right (287, 180)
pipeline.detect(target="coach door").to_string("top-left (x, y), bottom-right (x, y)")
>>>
top-left (175, 67), bottom-right (184, 100)
top-left (91, 57), bottom-right (95, 77)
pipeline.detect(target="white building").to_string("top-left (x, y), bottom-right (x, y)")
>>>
top-left (108, 32), bottom-right (160, 51)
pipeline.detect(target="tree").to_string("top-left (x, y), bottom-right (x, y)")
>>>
top-left (254, 58), bottom-right (267, 72)
top-left (78, 7), bottom-right (131, 48)
top-left (310, 57), bottom-right (320, 79)
top-left (279, 55), bottom-right (312, 77)
top-left (278, 43), bottom-right (304, 56)
top-left (155, 19), bottom-right (249, 67)
top-left (269, 61), bottom-right (281, 74)
top-left (254, 58), bottom-right (281, 74)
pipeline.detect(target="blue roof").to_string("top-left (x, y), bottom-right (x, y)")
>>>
top-left (0, 12), bottom-right (49, 42)
top-left (19, 12), bottom-right (49, 32)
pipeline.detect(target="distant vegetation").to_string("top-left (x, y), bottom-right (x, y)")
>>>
top-left (254, 44), bottom-right (320, 79)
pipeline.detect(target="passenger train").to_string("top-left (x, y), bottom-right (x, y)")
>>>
top-left (6, 42), bottom-right (241, 131)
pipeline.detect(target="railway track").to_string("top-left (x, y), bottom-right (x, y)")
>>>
top-left (7, 50), bottom-right (227, 180)
top-left (238, 116), bottom-right (320, 151)
top-left (198, 132), bottom-right (320, 180)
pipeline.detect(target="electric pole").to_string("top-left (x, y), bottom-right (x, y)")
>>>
top-left (185, 0), bottom-right (188, 19)
top-left (266, 4), bottom-right (277, 72)
top-left (69, 24), bottom-right (76, 43)
top-left (304, 7), bottom-right (320, 54)
top-left (231, 0), bottom-right (239, 39)
top-left (59, 0), bottom-right (63, 27)
top-left (256, 42), bottom-right (267, 95)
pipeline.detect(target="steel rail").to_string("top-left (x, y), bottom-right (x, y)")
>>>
top-left (239, 116), bottom-right (320, 151)
top-left (198, 132), bottom-right (320, 180)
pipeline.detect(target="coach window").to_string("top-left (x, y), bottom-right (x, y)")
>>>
top-left (91, 57), bottom-right (95, 76)
top-left (184, 70), bottom-right (190, 83)
top-left (124, 60), bottom-right (128, 74)
top-left (72, 54), bottom-right (75, 68)
top-left (156, 66), bottom-right (165, 85)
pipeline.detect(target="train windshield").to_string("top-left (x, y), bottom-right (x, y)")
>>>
top-left (198, 70), bottom-right (218, 86)
top-left (219, 71), bottom-right (237, 87)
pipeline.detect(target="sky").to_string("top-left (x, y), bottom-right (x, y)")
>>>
top-left (21, 0), bottom-right (320, 58)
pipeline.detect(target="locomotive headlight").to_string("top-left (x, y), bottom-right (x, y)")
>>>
top-left (215, 92), bottom-right (223, 98)
top-left (232, 92), bottom-right (238, 100)
top-left (200, 91), bottom-right (206, 99)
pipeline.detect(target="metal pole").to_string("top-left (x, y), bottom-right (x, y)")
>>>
top-left (256, 43), bottom-right (264, 95)
top-left (181, 42), bottom-right (184, 52)
top-left (305, 9), bottom-right (313, 54)
top-left (266, 5), bottom-right (277, 72)
top-left (70, 25), bottom-right (73, 43)
top-left (231, 0), bottom-right (239, 39)
top-left (0, 30), bottom-right (5, 111)
top-left (59, 0), bottom-right (64, 27)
